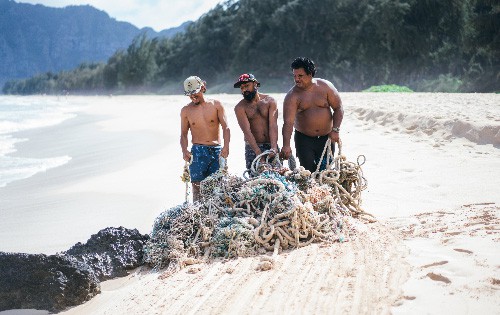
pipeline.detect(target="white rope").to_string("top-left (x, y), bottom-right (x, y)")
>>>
top-left (147, 141), bottom-right (373, 271)
top-left (311, 138), bottom-right (338, 180)
top-left (246, 149), bottom-right (282, 178)
top-left (287, 154), bottom-right (297, 171)
top-left (181, 155), bottom-right (193, 203)
top-left (219, 156), bottom-right (227, 172)
top-left (310, 139), bottom-right (374, 222)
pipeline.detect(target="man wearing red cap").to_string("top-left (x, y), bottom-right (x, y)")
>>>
top-left (233, 73), bottom-right (279, 172)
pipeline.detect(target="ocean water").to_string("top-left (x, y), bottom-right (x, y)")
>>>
top-left (0, 96), bottom-right (79, 187)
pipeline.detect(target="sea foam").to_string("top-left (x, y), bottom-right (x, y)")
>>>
top-left (0, 96), bottom-right (78, 187)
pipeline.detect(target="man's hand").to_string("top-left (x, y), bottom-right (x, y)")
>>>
top-left (220, 146), bottom-right (229, 158)
top-left (329, 131), bottom-right (340, 143)
top-left (183, 150), bottom-right (192, 162)
top-left (280, 145), bottom-right (292, 159)
top-left (268, 147), bottom-right (278, 159)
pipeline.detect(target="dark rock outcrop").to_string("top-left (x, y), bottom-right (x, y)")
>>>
top-left (0, 253), bottom-right (100, 313)
top-left (0, 226), bottom-right (149, 312)
top-left (65, 226), bottom-right (149, 281)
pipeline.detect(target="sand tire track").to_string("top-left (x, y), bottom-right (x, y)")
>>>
top-left (68, 221), bottom-right (408, 315)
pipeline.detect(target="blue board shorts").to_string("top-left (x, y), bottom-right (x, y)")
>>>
top-left (189, 144), bottom-right (222, 182)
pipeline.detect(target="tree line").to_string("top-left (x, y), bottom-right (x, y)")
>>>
top-left (3, 0), bottom-right (498, 94)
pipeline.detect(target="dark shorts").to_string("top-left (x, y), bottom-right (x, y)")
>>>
top-left (189, 144), bottom-right (222, 182)
top-left (245, 143), bottom-right (272, 169)
top-left (294, 130), bottom-right (334, 172)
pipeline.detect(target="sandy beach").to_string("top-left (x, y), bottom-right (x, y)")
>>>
top-left (0, 93), bottom-right (498, 314)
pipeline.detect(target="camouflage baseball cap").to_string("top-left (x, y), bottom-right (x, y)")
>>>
top-left (183, 76), bottom-right (204, 95)
top-left (234, 73), bottom-right (260, 88)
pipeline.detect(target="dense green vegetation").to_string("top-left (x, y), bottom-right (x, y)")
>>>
top-left (3, 0), bottom-right (499, 94)
top-left (363, 85), bottom-right (414, 92)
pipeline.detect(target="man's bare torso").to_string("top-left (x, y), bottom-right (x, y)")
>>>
top-left (237, 95), bottom-right (272, 143)
top-left (293, 81), bottom-right (333, 137)
top-left (184, 100), bottom-right (221, 145)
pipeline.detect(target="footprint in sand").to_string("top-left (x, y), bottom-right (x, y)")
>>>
top-left (426, 272), bottom-right (451, 284)
top-left (453, 248), bottom-right (473, 254)
top-left (401, 168), bottom-right (415, 173)
top-left (421, 261), bottom-right (448, 268)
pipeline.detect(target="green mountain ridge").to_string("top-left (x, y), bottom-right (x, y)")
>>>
top-left (0, 0), bottom-right (189, 89)
top-left (2, 0), bottom-right (499, 94)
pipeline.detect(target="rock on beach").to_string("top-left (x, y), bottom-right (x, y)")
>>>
top-left (0, 226), bottom-right (148, 313)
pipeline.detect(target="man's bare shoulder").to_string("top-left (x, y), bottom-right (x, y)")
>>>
top-left (234, 99), bottom-right (247, 109)
top-left (260, 93), bottom-right (274, 101)
top-left (287, 85), bottom-right (298, 94)
top-left (315, 78), bottom-right (336, 90)
top-left (181, 102), bottom-right (194, 113)
top-left (284, 87), bottom-right (300, 104)
top-left (259, 94), bottom-right (277, 107)
top-left (205, 98), bottom-right (224, 108)
top-left (234, 102), bottom-right (247, 118)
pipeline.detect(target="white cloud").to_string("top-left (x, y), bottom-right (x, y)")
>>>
top-left (17, 0), bottom-right (223, 30)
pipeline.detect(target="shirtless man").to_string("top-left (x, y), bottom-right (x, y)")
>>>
top-left (233, 73), bottom-right (278, 172)
top-left (281, 57), bottom-right (343, 172)
top-left (180, 76), bottom-right (230, 202)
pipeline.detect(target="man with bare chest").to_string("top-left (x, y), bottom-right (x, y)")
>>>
top-left (180, 76), bottom-right (230, 201)
top-left (233, 73), bottom-right (278, 171)
top-left (281, 57), bottom-right (343, 172)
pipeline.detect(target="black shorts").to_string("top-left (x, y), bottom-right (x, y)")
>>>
top-left (294, 130), bottom-right (334, 172)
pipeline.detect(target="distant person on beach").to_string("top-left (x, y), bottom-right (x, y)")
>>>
top-left (233, 73), bottom-right (279, 172)
top-left (281, 57), bottom-right (343, 172)
top-left (180, 76), bottom-right (230, 202)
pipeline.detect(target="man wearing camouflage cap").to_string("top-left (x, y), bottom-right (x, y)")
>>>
top-left (180, 76), bottom-right (230, 201)
top-left (233, 73), bottom-right (279, 173)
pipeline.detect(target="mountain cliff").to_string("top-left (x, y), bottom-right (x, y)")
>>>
top-left (0, 0), bottom-right (188, 88)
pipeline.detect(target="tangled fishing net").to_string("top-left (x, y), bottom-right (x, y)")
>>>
top-left (144, 140), bottom-right (373, 274)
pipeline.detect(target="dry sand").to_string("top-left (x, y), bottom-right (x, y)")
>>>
top-left (0, 93), bottom-right (498, 314)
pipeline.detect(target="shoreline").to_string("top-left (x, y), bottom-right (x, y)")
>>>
top-left (0, 104), bottom-right (174, 254)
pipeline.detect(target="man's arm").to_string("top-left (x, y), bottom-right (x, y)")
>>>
top-left (216, 100), bottom-right (230, 158)
top-left (268, 97), bottom-right (279, 153)
top-left (281, 92), bottom-right (298, 159)
top-left (180, 107), bottom-right (191, 162)
top-left (324, 80), bottom-right (343, 143)
top-left (235, 103), bottom-right (261, 156)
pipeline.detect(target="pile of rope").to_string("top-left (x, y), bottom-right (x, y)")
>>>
top-left (311, 139), bottom-right (374, 222)
top-left (144, 141), bottom-right (371, 273)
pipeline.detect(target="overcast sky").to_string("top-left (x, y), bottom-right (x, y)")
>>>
top-left (18, 0), bottom-right (224, 31)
